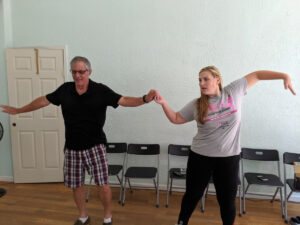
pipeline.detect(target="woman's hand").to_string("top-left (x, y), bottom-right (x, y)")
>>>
top-left (154, 92), bottom-right (166, 105)
top-left (283, 75), bottom-right (296, 95)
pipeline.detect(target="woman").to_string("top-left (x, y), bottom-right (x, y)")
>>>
top-left (154, 66), bottom-right (295, 225)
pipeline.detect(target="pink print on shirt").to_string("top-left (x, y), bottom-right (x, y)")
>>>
top-left (204, 95), bottom-right (237, 122)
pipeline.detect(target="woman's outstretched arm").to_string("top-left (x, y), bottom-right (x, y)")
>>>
top-left (245, 70), bottom-right (296, 95)
top-left (154, 92), bottom-right (187, 124)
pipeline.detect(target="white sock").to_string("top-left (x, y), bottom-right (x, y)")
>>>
top-left (103, 217), bottom-right (112, 223)
top-left (79, 216), bottom-right (89, 223)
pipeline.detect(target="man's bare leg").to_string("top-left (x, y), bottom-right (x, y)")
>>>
top-left (98, 184), bottom-right (112, 219)
top-left (73, 186), bottom-right (88, 218)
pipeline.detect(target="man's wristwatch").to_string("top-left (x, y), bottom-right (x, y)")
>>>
top-left (142, 95), bottom-right (148, 103)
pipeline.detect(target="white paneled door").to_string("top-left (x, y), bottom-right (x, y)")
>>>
top-left (6, 47), bottom-right (66, 183)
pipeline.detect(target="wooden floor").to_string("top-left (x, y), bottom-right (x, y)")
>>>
top-left (0, 182), bottom-right (299, 225)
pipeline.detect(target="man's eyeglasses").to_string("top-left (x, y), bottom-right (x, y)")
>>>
top-left (70, 69), bottom-right (88, 75)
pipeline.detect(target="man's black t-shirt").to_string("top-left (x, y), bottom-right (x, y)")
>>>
top-left (46, 79), bottom-right (122, 150)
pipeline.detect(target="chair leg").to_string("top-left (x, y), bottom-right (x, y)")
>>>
top-left (285, 189), bottom-right (293, 221)
top-left (118, 174), bottom-right (123, 204)
top-left (287, 191), bottom-right (293, 200)
top-left (271, 187), bottom-right (279, 203)
top-left (284, 188), bottom-right (290, 223)
top-left (153, 179), bottom-right (157, 194)
top-left (116, 174), bottom-right (121, 184)
top-left (86, 175), bottom-right (93, 202)
top-left (201, 184), bottom-right (210, 213)
top-left (170, 178), bottom-right (173, 195)
top-left (243, 184), bottom-right (249, 214)
top-left (205, 183), bottom-right (209, 198)
top-left (122, 178), bottom-right (127, 206)
top-left (244, 184), bottom-right (250, 194)
top-left (128, 179), bottom-right (133, 193)
top-left (241, 170), bottom-right (246, 215)
top-left (156, 176), bottom-right (159, 208)
top-left (238, 185), bottom-right (242, 217)
top-left (166, 175), bottom-right (170, 208)
top-left (118, 187), bottom-right (123, 204)
top-left (201, 188), bottom-right (206, 213)
top-left (279, 188), bottom-right (284, 218)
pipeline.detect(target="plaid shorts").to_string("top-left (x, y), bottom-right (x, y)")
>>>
top-left (64, 144), bottom-right (108, 188)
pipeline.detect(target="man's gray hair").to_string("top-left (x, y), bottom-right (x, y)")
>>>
top-left (70, 56), bottom-right (91, 70)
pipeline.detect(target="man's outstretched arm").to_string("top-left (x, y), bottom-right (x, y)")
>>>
top-left (118, 89), bottom-right (157, 107)
top-left (1, 96), bottom-right (50, 115)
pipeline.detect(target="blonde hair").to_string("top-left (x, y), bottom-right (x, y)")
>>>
top-left (196, 66), bottom-right (223, 124)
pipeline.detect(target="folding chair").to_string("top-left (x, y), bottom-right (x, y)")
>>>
top-left (86, 142), bottom-right (127, 203)
top-left (283, 152), bottom-right (300, 223)
top-left (241, 148), bottom-right (284, 217)
top-left (122, 144), bottom-right (160, 207)
top-left (201, 171), bottom-right (243, 217)
top-left (165, 144), bottom-right (190, 207)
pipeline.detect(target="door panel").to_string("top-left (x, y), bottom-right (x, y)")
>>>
top-left (19, 131), bottom-right (36, 168)
top-left (6, 47), bottom-right (66, 183)
top-left (42, 131), bottom-right (60, 168)
top-left (40, 79), bottom-right (59, 118)
top-left (16, 78), bottom-right (34, 118)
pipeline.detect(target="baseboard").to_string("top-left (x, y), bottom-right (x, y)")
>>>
top-left (0, 176), bottom-right (13, 182)
top-left (84, 178), bottom-right (184, 191)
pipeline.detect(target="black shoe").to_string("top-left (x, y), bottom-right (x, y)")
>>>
top-left (176, 221), bottom-right (184, 225)
top-left (290, 217), bottom-right (300, 225)
top-left (74, 217), bottom-right (90, 225)
top-left (0, 188), bottom-right (6, 198)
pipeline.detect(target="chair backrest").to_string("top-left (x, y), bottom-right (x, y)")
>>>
top-left (168, 144), bottom-right (190, 156)
top-left (127, 144), bottom-right (160, 155)
top-left (241, 148), bottom-right (279, 161)
top-left (106, 143), bottom-right (127, 154)
top-left (283, 152), bottom-right (300, 165)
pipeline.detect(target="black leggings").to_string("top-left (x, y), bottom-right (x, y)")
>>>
top-left (178, 151), bottom-right (240, 225)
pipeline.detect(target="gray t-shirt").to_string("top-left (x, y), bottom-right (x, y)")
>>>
top-left (179, 77), bottom-right (248, 157)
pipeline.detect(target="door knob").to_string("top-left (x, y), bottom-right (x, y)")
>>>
top-left (12, 123), bottom-right (16, 127)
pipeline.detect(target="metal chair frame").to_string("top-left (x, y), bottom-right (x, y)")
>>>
top-left (122, 144), bottom-right (160, 207)
top-left (165, 144), bottom-right (190, 207)
top-left (241, 148), bottom-right (284, 217)
top-left (283, 152), bottom-right (300, 223)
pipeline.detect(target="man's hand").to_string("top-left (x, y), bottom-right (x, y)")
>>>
top-left (0, 96), bottom-right (50, 115)
top-left (0, 105), bottom-right (19, 115)
top-left (145, 89), bottom-right (158, 103)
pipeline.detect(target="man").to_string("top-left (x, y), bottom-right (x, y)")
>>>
top-left (1, 56), bottom-right (157, 225)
